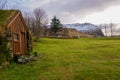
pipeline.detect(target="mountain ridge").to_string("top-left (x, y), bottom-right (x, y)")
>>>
top-left (63, 23), bottom-right (104, 37)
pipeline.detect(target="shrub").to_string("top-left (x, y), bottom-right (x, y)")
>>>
top-left (0, 36), bottom-right (11, 65)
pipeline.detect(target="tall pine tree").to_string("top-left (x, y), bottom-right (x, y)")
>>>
top-left (50, 16), bottom-right (62, 35)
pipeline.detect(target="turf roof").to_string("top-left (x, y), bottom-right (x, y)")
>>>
top-left (0, 10), bottom-right (18, 27)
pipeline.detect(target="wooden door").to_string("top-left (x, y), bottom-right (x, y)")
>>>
top-left (21, 33), bottom-right (27, 55)
top-left (13, 34), bottom-right (20, 55)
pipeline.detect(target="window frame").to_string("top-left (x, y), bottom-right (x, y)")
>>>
top-left (14, 34), bottom-right (19, 42)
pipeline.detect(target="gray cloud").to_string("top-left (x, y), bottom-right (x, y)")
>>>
top-left (45, 0), bottom-right (119, 13)
top-left (41, 0), bottom-right (120, 23)
top-left (6, 0), bottom-right (120, 23)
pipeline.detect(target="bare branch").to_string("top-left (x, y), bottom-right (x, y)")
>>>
top-left (109, 23), bottom-right (116, 36)
top-left (24, 8), bottom-right (48, 40)
top-left (0, 0), bottom-right (7, 9)
top-left (33, 8), bottom-right (48, 38)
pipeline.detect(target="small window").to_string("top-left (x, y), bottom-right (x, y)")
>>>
top-left (0, 37), bottom-right (2, 45)
top-left (14, 34), bottom-right (19, 42)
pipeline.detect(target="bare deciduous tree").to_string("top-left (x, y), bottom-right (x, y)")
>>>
top-left (100, 24), bottom-right (108, 36)
top-left (109, 23), bottom-right (116, 37)
top-left (24, 12), bottom-right (32, 27)
top-left (34, 8), bottom-right (48, 39)
top-left (24, 8), bottom-right (48, 40)
top-left (0, 0), bottom-right (7, 9)
top-left (100, 23), bottom-right (117, 37)
top-left (104, 24), bottom-right (107, 36)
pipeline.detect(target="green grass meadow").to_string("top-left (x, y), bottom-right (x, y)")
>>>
top-left (1, 38), bottom-right (120, 80)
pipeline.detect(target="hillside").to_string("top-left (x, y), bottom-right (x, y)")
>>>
top-left (0, 38), bottom-right (120, 80)
top-left (64, 23), bottom-right (104, 37)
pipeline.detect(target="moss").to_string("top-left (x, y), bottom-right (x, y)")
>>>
top-left (0, 10), bottom-right (17, 27)
top-left (0, 10), bottom-right (18, 63)
top-left (0, 38), bottom-right (6, 63)
top-left (0, 10), bottom-right (22, 65)
top-left (0, 52), bottom-right (6, 65)
top-left (0, 36), bottom-right (10, 64)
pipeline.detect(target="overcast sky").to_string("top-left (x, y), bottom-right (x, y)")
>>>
top-left (6, 0), bottom-right (120, 24)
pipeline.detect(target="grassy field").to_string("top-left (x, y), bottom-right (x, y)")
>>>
top-left (0, 38), bottom-right (120, 80)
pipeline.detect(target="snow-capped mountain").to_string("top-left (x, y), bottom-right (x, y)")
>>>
top-left (63, 23), bottom-right (104, 37)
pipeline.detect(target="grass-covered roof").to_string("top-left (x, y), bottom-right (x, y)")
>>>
top-left (0, 10), bottom-right (18, 27)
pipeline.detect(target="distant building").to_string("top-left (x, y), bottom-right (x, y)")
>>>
top-left (53, 28), bottom-right (94, 38)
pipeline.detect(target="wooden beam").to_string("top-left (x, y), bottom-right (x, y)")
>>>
top-left (7, 11), bottom-right (20, 28)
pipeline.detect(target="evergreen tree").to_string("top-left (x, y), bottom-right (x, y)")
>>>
top-left (50, 16), bottom-right (62, 35)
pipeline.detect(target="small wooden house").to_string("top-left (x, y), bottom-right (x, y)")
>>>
top-left (0, 10), bottom-right (30, 59)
